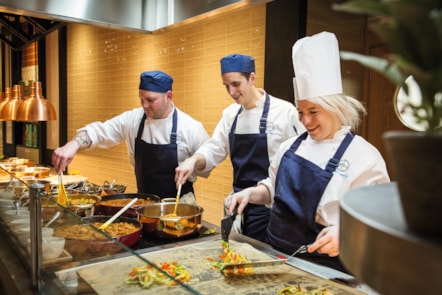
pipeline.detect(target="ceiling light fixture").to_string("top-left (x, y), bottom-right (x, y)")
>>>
top-left (0, 84), bottom-right (24, 121)
top-left (15, 38), bottom-right (57, 122)
top-left (16, 81), bottom-right (57, 121)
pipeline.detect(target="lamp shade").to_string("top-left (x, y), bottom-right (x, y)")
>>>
top-left (16, 81), bottom-right (57, 121)
top-left (0, 87), bottom-right (10, 121)
top-left (0, 85), bottom-right (24, 121)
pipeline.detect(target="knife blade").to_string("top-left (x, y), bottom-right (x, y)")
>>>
top-left (221, 205), bottom-right (238, 242)
top-left (221, 258), bottom-right (288, 271)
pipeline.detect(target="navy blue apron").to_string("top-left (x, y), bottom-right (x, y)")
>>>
top-left (229, 93), bottom-right (271, 242)
top-left (134, 110), bottom-right (193, 198)
top-left (266, 131), bottom-right (354, 272)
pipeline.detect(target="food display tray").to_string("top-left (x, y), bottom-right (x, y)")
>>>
top-left (70, 239), bottom-right (364, 295)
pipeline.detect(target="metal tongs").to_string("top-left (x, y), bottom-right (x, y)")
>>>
top-left (221, 257), bottom-right (288, 271)
top-left (221, 205), bottom-right (238, 243)
top-left (290, 244), bottom-right (312, 257)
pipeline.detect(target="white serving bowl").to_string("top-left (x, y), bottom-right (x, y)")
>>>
top-left (9, 218), bottom-right (30, 227)
top-left (41, 236), bottom-right (65, 260)
top-left (2, 209), bottom-right (30, 221)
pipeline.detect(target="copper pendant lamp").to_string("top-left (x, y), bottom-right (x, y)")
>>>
top-left (0, 84), bottom-right (24, 121)
top-left (16, 81), bottom-right (57, 121)
top-left (0, 87), bottom-right (10, 121)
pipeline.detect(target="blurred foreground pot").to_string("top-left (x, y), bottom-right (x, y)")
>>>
top-left (383, 131), bottom-right (442, 236)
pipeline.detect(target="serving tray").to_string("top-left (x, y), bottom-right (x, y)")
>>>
top-left (74, 239), bottom-right (364, 295)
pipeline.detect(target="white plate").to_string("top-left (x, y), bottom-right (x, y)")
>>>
top-left (44, 175), bottom-right (88, 186)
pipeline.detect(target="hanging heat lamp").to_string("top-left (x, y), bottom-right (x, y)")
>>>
top-left (16, 81), bottom-right (57, 121)
top-left (0, 87), bottom-right (11, 121)
top-left (0, 84), bottom-right (24, 121)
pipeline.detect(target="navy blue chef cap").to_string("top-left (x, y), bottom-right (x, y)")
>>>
top-left (139, 70), bottom-right (173, 93)
top-left (220, 54), bottom-right (255, 74)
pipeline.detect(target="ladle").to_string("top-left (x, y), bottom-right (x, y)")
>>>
top-left (57, 173), bottom-right (68, 206)
top-left (45, 211), bottom-right (61, 227)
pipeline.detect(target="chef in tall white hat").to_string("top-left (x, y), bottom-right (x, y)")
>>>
top-left (226, 31), bottom-right (390, 272)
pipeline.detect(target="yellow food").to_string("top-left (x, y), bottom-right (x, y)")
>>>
top-left (278, 285), bottom-right (331, 295)
top-left (205, 240), bottom-right (253, 274)
top-left (54, 221), bottom-right (139, 240)
top-left (68, 197), bottom-right (96, 206)
top-left (124, 261), bottom-right (191, 289)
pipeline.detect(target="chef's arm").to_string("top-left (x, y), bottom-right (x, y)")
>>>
top-left (175, 153), bottom-right (206, 185)
top-left (227, 184), bottom-right (271, 215)
top-left (52, 131), bottom-right (92, 173)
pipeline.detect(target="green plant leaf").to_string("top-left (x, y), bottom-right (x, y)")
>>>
top-left (332, 0), bottom-right (390, 17)
top-left (340, 51), bottom-right (406, 86)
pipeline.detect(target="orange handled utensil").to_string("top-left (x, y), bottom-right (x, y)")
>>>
top-left (57, 173), bottom-right (68, 206)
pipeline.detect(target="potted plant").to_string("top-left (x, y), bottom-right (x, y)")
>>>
top-left (334, 0), bottom-right (442, 236)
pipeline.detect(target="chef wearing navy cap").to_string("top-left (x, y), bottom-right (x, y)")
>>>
top-left (176, 54), bottom-right (305, 242)
top-left (226, 32), bottom-right (390, 272)
top-left (53, 70), bottom-right (209, 201)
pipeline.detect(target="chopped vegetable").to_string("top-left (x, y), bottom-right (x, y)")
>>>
top-left (202, 228), bottom-right (217, 235)
top-left (278, 285), bottom-right (331, 295)
top-left (205, 240), bottom-right (253, 274)
top-left (123, 261), bottom-right (192, 289)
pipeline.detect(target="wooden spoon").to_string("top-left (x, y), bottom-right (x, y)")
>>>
top-left (168, 183), bottom-right (182, 217)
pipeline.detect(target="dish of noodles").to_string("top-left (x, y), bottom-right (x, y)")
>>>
top-left (54, 221), bottom-right (140, 240)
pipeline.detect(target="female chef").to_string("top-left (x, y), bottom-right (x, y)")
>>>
top-left (227, 32), bottom-right (390, 271)
top-left (176, 54), bottom-right (305, 242)
top-left (52, 71), bottom-right (210, 202)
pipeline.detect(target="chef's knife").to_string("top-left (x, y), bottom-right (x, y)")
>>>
top-left (221, 205), bottom-right (238, 242)
top-left (221, 258), bottom-right (288, 271)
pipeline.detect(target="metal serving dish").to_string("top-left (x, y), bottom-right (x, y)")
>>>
top-left (10, 166), bottom-right (51, 179)
top-left (53, 216), bottom-right (142, 256)
top-left (137, 203), bottom-right (203, 238)
top-left (41, 193), bottom-right (101, 221)
top-left (94, 193), bottom-right (160, 218)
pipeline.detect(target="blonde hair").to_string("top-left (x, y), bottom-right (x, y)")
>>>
top-left (308, 94), bottom-right (366, 130)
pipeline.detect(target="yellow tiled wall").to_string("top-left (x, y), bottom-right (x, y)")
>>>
top-left (66, 4), bottom-right (267, 226)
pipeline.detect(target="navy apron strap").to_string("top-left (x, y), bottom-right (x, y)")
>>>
top-left (259, 93), bottom-right (270, 134)
top-left (136, 113), bottom-right (147, 139)
top-left (325, 131), bottom-right (355, 173)
top-left (170, 108), bottom-right (178, 144)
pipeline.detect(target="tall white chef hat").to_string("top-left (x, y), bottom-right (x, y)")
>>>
top-left (292, 31), bottom-right (343, 100)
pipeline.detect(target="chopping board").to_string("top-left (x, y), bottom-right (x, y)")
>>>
top-left (76, 239), bottom-right (365, 295)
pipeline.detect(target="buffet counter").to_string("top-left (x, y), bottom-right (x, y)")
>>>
top-left (0, 172), bottom-right (375, 294)
top-left (0, 214), bottom-right (375, 295)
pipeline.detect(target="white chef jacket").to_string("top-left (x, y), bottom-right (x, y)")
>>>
top-left (260, 126), bottom-right (390, 226)
top-left (197, 89), bottom-right (305, 173)
top-left (79, 106), bottom-right (210, 182)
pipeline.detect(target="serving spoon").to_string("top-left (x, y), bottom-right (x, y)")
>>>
top-left (57, 173), bottom-right (68, 206)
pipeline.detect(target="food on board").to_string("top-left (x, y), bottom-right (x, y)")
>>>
top-left (123, 261), bottom-right (192, 289)
top-left (205, 240), bottom-right (253, 274)
top-left (278, 285), bottom-right (331, 295)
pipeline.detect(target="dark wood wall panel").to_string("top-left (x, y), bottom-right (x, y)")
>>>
top-left (264, 0), bottom-right (307, 103)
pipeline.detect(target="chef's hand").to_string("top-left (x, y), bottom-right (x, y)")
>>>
top-left (52, 141), bottom-right (81, 173)
top-left (227, 184), bottom-right (270, 215)
top-left (308, 225), bottom-right (340, 257)
top-left (175, 153), bottom-right (206, 187)
top-left (227, 188), bottom-right (253, 215)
